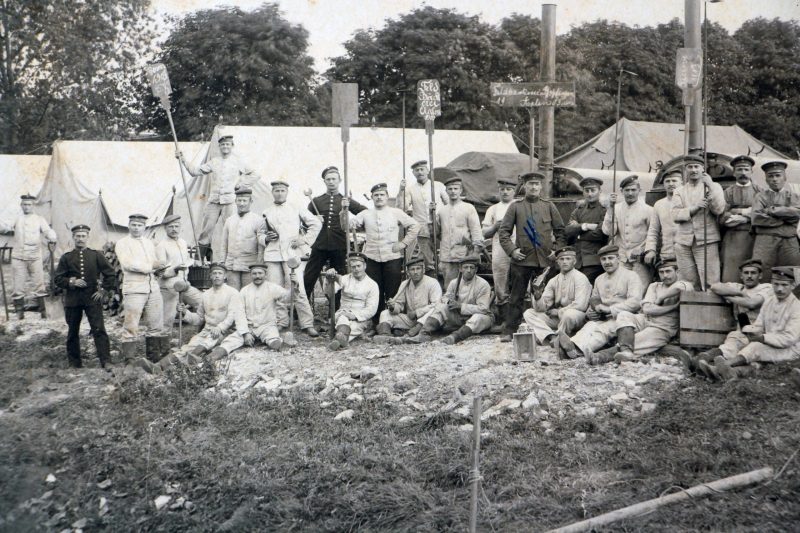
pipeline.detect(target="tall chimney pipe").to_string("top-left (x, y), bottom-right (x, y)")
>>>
top-left (539, 3), bottom-right (556, 198)
top-left (685, 0), bottom-right (703, 151)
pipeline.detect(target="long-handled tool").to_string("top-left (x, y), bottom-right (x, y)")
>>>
top-left (0, 246), bottom-right (9, 320)
top-left (327, 270), bottom-right (337, 339)
top-left (284, 255), bottom-right (301, 347)
top-left (305, 188), bottom-right (321, 216)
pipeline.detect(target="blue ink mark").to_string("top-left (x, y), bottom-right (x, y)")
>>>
top-left (523, 217), bottom-right (542, 248)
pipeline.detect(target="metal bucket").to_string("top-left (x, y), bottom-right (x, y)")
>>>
top-left (187, 265), bottom-right (211, 290)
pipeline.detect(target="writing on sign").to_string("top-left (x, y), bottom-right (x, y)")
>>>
top-left (675, 48), bottom-right (702, 89)
top-left (490, 82), bottom-right (576, 107)
top-left (417, 79), bottom-right (441, 120)
top-left (145, 63), bottom-right (172, 99)
top-left (332, 82), bottom-right (359, 126)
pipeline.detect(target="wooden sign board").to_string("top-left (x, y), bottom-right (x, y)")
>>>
top-left (145, 63), bottom-right (172, 99)
top-left (331, 83), bottom-right (359, 126)
top-left (675, 48), bottom-right (702, 89)
top-left (490, 81), bottom-right (576, 107)
top-left (417, 79), bottom-right (442, 120)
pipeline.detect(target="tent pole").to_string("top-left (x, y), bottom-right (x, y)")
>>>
top-left (164, 103), bottom-right (199, 251)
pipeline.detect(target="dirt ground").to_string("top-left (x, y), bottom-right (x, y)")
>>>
top-left (1, 313), bottom-right (799, 532)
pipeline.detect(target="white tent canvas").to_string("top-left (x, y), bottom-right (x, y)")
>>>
top-left (0, 154), bottom-right (51, 247)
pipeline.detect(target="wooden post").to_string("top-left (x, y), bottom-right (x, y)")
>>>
top-left (539, 4), bottom-right (556, 198)
top-left (417, 80), bottom-right (442, 276)
top-left (468, 393), bottom-right (482, 533)
top-left (332, 82), bottom-right (359, 269)
top-left (528, 109), bottom-right (536, 172)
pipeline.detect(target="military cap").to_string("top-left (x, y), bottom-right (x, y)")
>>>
top-left (321, 166), bottom-right (339, 178)
top-left (619, 175), bottom-right (639, 189)
top-left (579, 177), bottom-right (603, 188)
top-left (163, 214), bottom-right (181, 225)
top-left (730, 155), bottom-right (755, 168)
top-left (498, 177), bottom-right (517, 187)
top-left (597, 244), bottom-right (620, 257)
top-left (218, 135), bottom-right (233, 143)
top-left (555, 246), bottom-right (577, 258)
top-left (405, 256), bottom-right (425, 268)
top-left (71, 224), bottom-right (91, 233)
top-left (235, 187), bottom-right (253, 196)
top-left (761, 160), bottom-right (787, 173)
top-left (684, 154), bottom-right (705, 165)
top-left (656, 258), bottom-right (678, 270)
top-left (128, 213), bottom-right (148, 221)
top-left (460, 255), bottom-right (481, 265)
top-left (520, 172), bottom-right (545, 183)
top-left (771, 267), bottom-right (796, 282)
top-left (739, 258), bottom-right (763, 271)
top-left (270, 180), bottom-right (289, 188)
top-left (20, 194), bottom-right (36, 201)
top-left (663, 168), bottom-right (683, 179)
top-left (370, 183), bottom-right (389, 194)
top-left (248, 263), bottom-right (269, 271)
top-left (348, 252), bottom-right (368, 263)
top-left (209, 262), bottom-right (227, 273)
top-left (411, 160), bottom-right (428, 169)
top-left (444, 177), bottom-right (463, 186)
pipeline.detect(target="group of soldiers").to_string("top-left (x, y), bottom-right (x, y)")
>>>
top-left (6, 133), bottom-right (800, 384)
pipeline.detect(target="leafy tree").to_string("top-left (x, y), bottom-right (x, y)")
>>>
top-left (0, 0), bottom-right (155, 153)
top-left (147, 3), bottom-right (324, 140)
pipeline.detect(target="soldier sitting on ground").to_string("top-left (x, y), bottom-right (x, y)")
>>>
top-left (373, 256), bottom-right (442, 344)
top-left (326, 252), bottom-right (380, 351)
top-left (238, 263), bottom-right (294, 351)
top-left (415, 255), bottom-right (494, 345)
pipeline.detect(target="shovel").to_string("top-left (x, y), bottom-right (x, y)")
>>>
top-left (44, 244), bottom-right (64, 321)
top-left (283, 255), bottom-right (301, 347)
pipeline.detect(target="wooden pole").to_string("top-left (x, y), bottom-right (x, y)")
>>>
top-left (611, 70), bottom-right (622, 238)
top-left (702, 0), bottom-right (709, 291)
top-left (539, 4), bottom-right (556, 198)
top-left (343, 132), bottom-right (351, 262)
top-left (468, 394), bottom-right (482, 533)
top-left (528, 109), bottom-right (536, 172)
top-left (0, 247), bottom-right (9, 320)
top-left (164, 101), bottom-right (199, 251)
top-left (426, 119), bottom-right (439, 276)
top-left (546, 467), bottom-right (773, 533)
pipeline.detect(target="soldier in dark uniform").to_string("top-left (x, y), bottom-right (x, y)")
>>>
top-left (564, 177), bottom-right (608, 284)
top-left (720, 155), bottom-right (762, 282)
top-left (498, 172), bottom-right (566, 342)
top-left (303, 166), bottom-right (367, 298)
top-left (54, 225), bottom-right (116, 370)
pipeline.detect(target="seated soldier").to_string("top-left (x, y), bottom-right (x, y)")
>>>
top-left (326, 252), bottom-right (380, 351)
top-left (521, 246), bottom-right (591, 356)
top-left (238, 263), bottom-right (293, 351)
top-left (681, 259), bottom-right (772, 374)
top-left (374, 256), bottom-right (442, 343)
top-left (586, 259), bottom-right (693, 364)
top-left (417, 255), bottom-right (494, 345)
top-left (557, 244), bottom-right (643, 359)
top-left (700, 267), bottom-right (800, 381)
top-left (136, 263), bottom-right (247, 374)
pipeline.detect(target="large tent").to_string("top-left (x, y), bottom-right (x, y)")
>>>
top-left (36, 140), bottom-right (206, 254)
top-left (556, 118), bottom-right (789, 173)
top-left (172, 125), bottom-right (519, 248)
top-left (0, 154), bottom-right (51, 247)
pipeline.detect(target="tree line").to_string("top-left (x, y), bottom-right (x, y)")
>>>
top-left (2, 2), bottom-right (798, 159)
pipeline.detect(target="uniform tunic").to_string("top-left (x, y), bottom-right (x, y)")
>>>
top-left (523, 268), bottom-right (591, 342)
top-left (717, 282), bottom-right (774, 359)
top-left (739, 293), bottom-right (800, 363)
top-left (569, 267), bottom-right (642, 356)
top-left (10, 213), bottom-right (57, 299)
top-left (156, 236), bottom-right (203, 330)
top-left (422, 274), bottom-right (494, 333)
top-left (378, 275), bottom-right (442, 330)
top-left (483, 201), bottom-right (514, 303)
top-left (115, 235), bottom-right (163, 338)
top-left (603, 198), bottom-right (653, 294)
top-left (402, 179), bottom-right (448, 238)
top-left (335, 274), bottom-right (380, 340)
top-left (751, 187), bottom-right (800, 282)
top-left (195, 154), bottom-right (258, 206)
top-left (645, 195), bottom-right (678, 261)
top-left (350, 207), bottom-right (420, 263)
top-left (183, 284), bottom-right (249, 353)
top-left (565, 201), bottom-right (607, 272)
top-left (720, 183), bottom-right (761, 282)
top-left (239, 281), bottom-right (290, 343)
top-left (221, 212), bottom-right (263, 271)
top-left (437, 200), bottom-right (483, 262)
top-left (616, 279), bottom-right (694, 356)
top-left (499, 197), bottom-right (565, 268)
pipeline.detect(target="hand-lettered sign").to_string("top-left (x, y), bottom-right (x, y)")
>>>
top-left (417, 79), bottom-right (442, 120)
top-left (145, 63), bottom-right (172, 100)
top-left (490, 82), bottom-right (576, 108)
top-left (675, 48), bottom-right (703, 89)
top-left (332, 82), bottom-right (359, 127)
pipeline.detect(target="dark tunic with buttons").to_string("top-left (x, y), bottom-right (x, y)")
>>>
top-left (564, 201), bottom-right (607, 268)
top-left (498, 197), bottom-right (566, 267)
top-left (308, 192), bottom-right (367, 250)
top-left (54, 247), bottom-right (116, 307)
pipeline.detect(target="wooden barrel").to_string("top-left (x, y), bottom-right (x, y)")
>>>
top-left (187, 265), bottom-right (211, 290)
top-left (679, 291), bottom-right (737, 349)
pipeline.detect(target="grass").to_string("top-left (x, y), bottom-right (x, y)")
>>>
top-left (0, 327), bottom-right (798, 531)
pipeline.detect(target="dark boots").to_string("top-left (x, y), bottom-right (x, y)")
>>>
top-left (120, 341), bottom-right (138, 362)
top-left (442, 325), bottom-right (473, 345)
top-left (327, 325), bottom-right (351, 351)
top-left (375, 322), bottom-right (392, 336)
top-left (406, 323), bottom-right (423, 338)
top-left (13, 298), bottom-right (24, 320)
top-left (145, 336), bottom-right (160, 363)
top-left (208, 347), bottom-right (227, 362)
top-left (37, 296), bottom-right (47, 319)
top-left (613, 327), bottom-right (637, 362)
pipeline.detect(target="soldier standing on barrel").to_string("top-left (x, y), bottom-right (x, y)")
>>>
top-left (54, 225), bottom-right (116, 370)
top-left (156, 214), bottom-right (202, 334)
top-left (645, 169), bottom-right (682, 268)
top-left (720, 155), bottom-right (761, 283)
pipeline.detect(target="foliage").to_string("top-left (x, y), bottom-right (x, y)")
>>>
top-left (0, 0), bottom-right (155, 153)
top-left (146, 3), bottom-right (325, 140)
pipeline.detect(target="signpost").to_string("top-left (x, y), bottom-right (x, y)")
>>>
top-left (675, 48), bottom-right (703, 156)
top-left (489, 81), bottom-right (576, 175)
top-left (331, 82), bottom-right (359, 261)
top-left (417, 79), bottom-right (441, 275)
top-left (145, 63), bottom-right (199, 250)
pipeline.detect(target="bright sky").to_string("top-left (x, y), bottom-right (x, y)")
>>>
top-left (153, 0), bottom-right (800, 72)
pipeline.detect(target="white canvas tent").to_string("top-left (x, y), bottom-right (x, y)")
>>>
top-left (172, 125), bottom-right (519, 248)
top-left (0, 154), bottom-right (51, 247)
top-left (36, 140), bottom-right (206, 255)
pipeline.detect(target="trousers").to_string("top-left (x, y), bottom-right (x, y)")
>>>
top-left (623, 261), bottom-right (651, 297)
top-left (504, 263), bottom-right (546, 335)
top-left (65, 303), bottom-right (110, 366)
top-left (184, 325), bottom-right (244, 354)
top-left (198, 201), bottom-right (235, 246)
top-left (366, 258), bottom-right (403, 320)
top-left (522, 308), bottom-right (585, 343)
top-left (225, 270), bottom-right (251, 290)
top-left (615, 311), bottom-right (675, 356)
top-left (378, 310), bottom-right (419, 330)
top-left (570, 318), bottom-right (620, 356)
top-left (751, 234), bottom-right (800, 283)
top-left (441, 261), bottom-right (461, 293)
top-left (423, 303), bottom-right (493, 333)
top-left (303, 247), bottom-right (347, 299)
top-left (492, 247), bottom-right (511, 304)
top-left (674, 241), bottom-right (720, 291)
top-left (721, 230), bottom-right (756, 282)
top-left (12, 257), bottom-right (46, 299)
top-left (265, 260), bottom-right (314, 329)
top-left (334, 311), bottom-right (373, 340)
top-left (406, 235), bottom-right (436, 276)
top-left (122, 288), bottom-right (164, 339)
top-left (161, 284), bottom-right (203, 332)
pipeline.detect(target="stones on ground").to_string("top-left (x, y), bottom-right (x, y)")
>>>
top-left (320, 401), bottom-right (332, 408)
top-left (45, 474), bottom-right (56, 484)
top-left (608, 392), bottom-right (629, 404)
top-left (481, 398), bottom-right (521, 420)
top-left (397, 415), bottom-right (415, 426)
top-left (574, 432), bottom-right (587, 442)
top-left (97, 479), bottom-right (112, 489)
top-left (71, 518), bottom-right (88, 529)
top-left (458, 424), bottom-right (473, 433)
top-left (742, 431), bottom-right (753, 440)
top-left (640, 402), bottom-right (657, 414)
top-left (580, 407), bottom-right (597, 417)
top-left (154, 495), bottom-right (171, 510)
top-left (346, 393), bottom-right (364, 403)
top-left (334, 409), bottom-right (354, 421)
top-left (351, 366), bottom-right (380, 381)
top-left (521, 391), bottom-right (539, 410)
